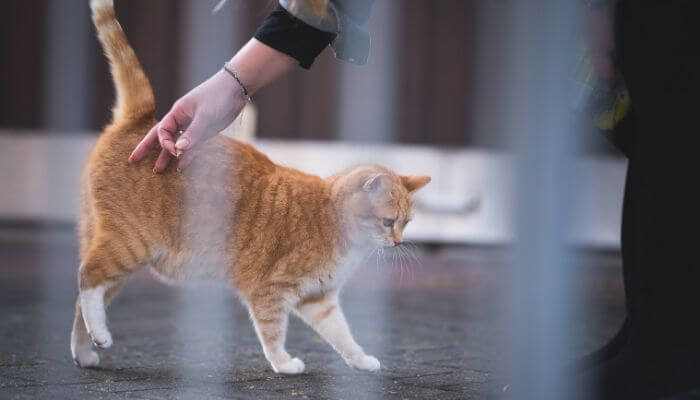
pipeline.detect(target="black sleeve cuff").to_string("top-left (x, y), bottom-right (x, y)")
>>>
top-left (254, 5), bottom-right (337, 70)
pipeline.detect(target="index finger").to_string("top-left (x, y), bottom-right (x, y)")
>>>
top-left (129, 123), bottom-right (160, 163)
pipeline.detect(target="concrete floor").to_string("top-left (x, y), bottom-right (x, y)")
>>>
top-left (0, 227), bottom-right (625, 399)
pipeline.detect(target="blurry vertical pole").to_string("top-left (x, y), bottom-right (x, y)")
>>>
top-left (336, 0), bottom-right (397, 143)
top-left (43, 0), bottom-right (92, 131)
top-left (333, 1), bottom-right (396, 399)
top-left (38, 0), bottom-right (92, 379)
top-left (175, 0), bottom-right (239, 387)
top-left (180, 0), bottom-right (239, 88)
top-left (503, 1), bottom-right (581, 400)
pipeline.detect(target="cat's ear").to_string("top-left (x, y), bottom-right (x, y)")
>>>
top-left (401, 175), bottom-right (431, 193)
top-left (363, 173), bottom-right (391, 193)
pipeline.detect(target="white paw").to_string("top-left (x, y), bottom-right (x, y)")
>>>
top-left (90, 0), bottom-right (114, 11)
top-left (89, 329), bottom-right (112, 349)
top-left (273, 357), bottom-right (305, 374)
top-left (347, 354), bottom-right (380, 371)
top-left (73, 349), bottom-right (100, 368)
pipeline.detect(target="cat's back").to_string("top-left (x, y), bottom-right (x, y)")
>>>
top-left (83, 124), bottom-right (277, 225)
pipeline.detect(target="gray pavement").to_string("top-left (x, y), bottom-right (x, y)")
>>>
top-left (0, 228), bottom-right (625, 399)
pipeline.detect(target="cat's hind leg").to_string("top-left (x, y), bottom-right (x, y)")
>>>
top-left (71, 297), bottom-right (99, 367)
top-left (246, 294), bottom-right (305, 374)
top-left (75, 233), bottom-right (145, 357)
top-left (71, 282), bottom-right (123, 367)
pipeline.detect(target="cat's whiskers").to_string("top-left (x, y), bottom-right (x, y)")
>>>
top-left (361, 246), bottom-right (379, 267)
top-left (401, 244), bottom-right (416, 283)
top-left (399, 246), bottom-right (408, 285)
top-left (391, 247), bottom-right (403, 286)
top-left (379, 247), bottom-right (387, 273)
top-left (391, 249), bottom-right (400, 285)
top-left (375, 246), bottom-right (381, 273)
top-left (396, 245), bottom-right (405, 284)
top-left (404, 242), bottom-right (423, 269)
top-left (394, 244), bottom-right (417, 284)
top-left (401, 248), bottom-right (407, 285)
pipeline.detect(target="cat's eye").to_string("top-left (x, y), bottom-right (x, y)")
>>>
top-left (382, 218), bottom-right (395, 228)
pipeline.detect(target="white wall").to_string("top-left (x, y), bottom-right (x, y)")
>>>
top-left (0, 133), bottom-right (625, 248)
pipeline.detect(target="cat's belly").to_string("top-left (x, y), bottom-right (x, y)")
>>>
top-left (148, 248), bottom-right (231, 286)
top-left (300, 247), bottom-right (368, 295)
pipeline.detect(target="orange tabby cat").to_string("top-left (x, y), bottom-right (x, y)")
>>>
top-left (72, 0), bottom-right (430, 374)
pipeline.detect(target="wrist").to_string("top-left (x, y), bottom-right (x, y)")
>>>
top-left (204, 70), bottom-right (249, 123)
top-left (222, 62), bottom-right (252, 102)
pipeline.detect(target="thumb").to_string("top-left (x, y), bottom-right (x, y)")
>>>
top-left (174, 117), bottom-right (206, 156)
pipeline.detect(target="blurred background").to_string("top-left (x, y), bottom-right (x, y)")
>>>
top-left (0, 1), bottom-right (626, 399)
top-left (0, 0), bottom-right (625, 246)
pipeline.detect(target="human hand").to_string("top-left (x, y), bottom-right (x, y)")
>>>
top-left (582, 2), bottom-right (616, 81)
top-left (129, 39), bottom-right (297, 172)
top-left (129, 69), bottom-right (247, 172)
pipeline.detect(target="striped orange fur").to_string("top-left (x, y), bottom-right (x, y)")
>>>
top-left (71, 0), bottom-right (430, 374)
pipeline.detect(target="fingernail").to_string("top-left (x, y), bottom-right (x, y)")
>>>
top-left (175, 138), bottom-right (190, 150)
top-left (152, 168), bottom-right (157, 174)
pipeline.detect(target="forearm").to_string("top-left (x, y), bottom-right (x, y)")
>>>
top-left (226, 38), bottom-right (297, 96)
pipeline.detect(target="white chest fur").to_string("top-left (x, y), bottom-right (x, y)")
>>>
top-left (302, 246), bottom-right (370, 295)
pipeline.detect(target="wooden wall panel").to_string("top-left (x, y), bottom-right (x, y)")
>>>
top-left (397, 0), bottom-right (475, 147)
top-left (0, 0), bottom-right (47, 129)
top-left (0, 0), bottom-right (476, 149)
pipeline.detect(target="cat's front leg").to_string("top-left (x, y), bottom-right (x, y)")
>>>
top-left (247, 297), bottom-right (305, 374)
top-left (295, 292), bottom-right (380, 372)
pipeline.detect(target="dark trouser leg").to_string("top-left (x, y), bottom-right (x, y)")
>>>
top-left (571, 155), bottom-right (637, 372)
top-left (570, 0), bottom-right (642, 370)
top-left (586, 1), bottom-right (700, 398)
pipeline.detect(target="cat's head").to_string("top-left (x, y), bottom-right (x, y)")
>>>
top-left (339, 166), bottom-right (431, 248)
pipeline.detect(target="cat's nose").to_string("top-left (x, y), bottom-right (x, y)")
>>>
top-left (393, 239), bottom-right (402, 246)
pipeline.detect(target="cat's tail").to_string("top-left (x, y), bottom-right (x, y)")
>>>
top-left (90, 0), bottom-right (155, 124)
